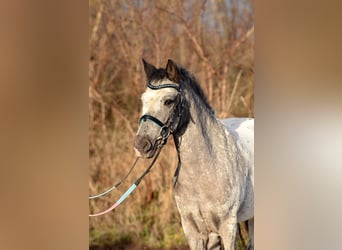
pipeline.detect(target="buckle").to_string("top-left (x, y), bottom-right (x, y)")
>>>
top-left (160, 126), bottom-right (170, 140)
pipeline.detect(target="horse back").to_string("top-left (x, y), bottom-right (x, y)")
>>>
top-left (221, 117), bottom-right (254, 162)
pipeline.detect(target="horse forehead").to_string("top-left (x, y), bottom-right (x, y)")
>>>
top-left (141, 85), bottom-right (177, 106)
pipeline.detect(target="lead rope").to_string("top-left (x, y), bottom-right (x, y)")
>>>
top-left (89, 142), bottom-right (164, 217)
top-left (88, 157), bottom-right (140, 199)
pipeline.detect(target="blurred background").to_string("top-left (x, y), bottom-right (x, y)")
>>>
top-left (1, 0), bottom-right (341, 250)
top-left (89, 0), bottom-right (254, 249)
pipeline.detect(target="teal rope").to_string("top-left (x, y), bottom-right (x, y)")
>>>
top-left (115, 183), bottom-right (137, 205)
top-left (89, 145), bottom-right (163, 217)
top-left (89, 184), bottom-right (137, 217)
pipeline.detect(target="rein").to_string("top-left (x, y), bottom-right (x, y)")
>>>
top-left (88, 157), bottom-right (139, 200)
top-left (89, 143), bottom-right (164, 217)
top-left (89, 81), bottom-right (181, 217)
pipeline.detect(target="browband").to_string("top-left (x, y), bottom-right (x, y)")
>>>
top-left (147, 83), bottom-right (180, 91)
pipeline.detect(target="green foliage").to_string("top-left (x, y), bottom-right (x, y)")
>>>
top-left (89, 226), bottom-right (132, 247)
top-left (89, 197), bottom-right (187, 249)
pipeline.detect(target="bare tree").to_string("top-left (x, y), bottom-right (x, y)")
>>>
top-left (89, 0), bottom-right (254, 248)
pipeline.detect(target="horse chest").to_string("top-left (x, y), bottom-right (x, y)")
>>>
top-left (174, 174), bottom-right (232, 233)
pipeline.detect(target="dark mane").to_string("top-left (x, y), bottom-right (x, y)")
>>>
top-left (147, 65), bottom-right (215, 117)
top-left (178, 67), bottom-right (215, 117)
top-left (143, 59), bottom-right (217, 152)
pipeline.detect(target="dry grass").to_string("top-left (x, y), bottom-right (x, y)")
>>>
top-left (89, 0), bottom-right (254, 248)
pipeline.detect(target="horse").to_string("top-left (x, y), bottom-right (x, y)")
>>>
top-left (134, 59), bottom-right (254, 250)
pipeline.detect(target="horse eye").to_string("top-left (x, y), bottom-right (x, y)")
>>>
top-left (164, 99), bottom-right (175, 106)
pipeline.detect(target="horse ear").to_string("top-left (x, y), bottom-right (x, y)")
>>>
top-left (166, 59), bottom-right (180, 83)
top-left (142, 58), bottom-right (156, 82)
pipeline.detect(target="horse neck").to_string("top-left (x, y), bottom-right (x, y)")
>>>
top-left (176, 96), bottom-right (228, 166)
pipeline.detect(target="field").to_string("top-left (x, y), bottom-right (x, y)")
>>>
top-left (89, 0), bottom-right (254, 249)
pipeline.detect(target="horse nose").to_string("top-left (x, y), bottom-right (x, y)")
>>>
top-left (134, 135), bottom-right (152, 154)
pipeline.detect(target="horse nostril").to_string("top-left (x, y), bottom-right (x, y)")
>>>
top-left (134, 135), bottom-right (153, 154)
top-left (142, 139), bottom-right (152, 152)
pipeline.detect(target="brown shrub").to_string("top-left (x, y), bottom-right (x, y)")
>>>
top-left (89, 0), bottom-right (253, 248)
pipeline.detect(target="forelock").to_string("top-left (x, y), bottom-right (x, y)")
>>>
top-left (146, 68), bottom-right (167, 84)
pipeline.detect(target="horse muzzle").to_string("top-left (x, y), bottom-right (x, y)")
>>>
top-left (134, 135), bottom-right (157, 158)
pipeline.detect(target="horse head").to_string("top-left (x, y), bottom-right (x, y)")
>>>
top-left (134, 59), bottom-right (184, 158)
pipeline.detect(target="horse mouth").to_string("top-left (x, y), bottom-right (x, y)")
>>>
top-left (134, 142), bottom-right (158, 159)
top-left (134, 147), bottom-right (156, 159)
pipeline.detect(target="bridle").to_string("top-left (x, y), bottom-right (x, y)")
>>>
top-left (89, 81), bottom-right (183, 217)
top-left (138, 82), bottom-right (182, 145)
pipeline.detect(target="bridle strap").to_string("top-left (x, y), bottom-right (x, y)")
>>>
top-left (139, 82), bottom-right (182, 131)
top-left (139, 114), bottom-right (165, 128)
top-left (147, 82), bottom-right (180, 91)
